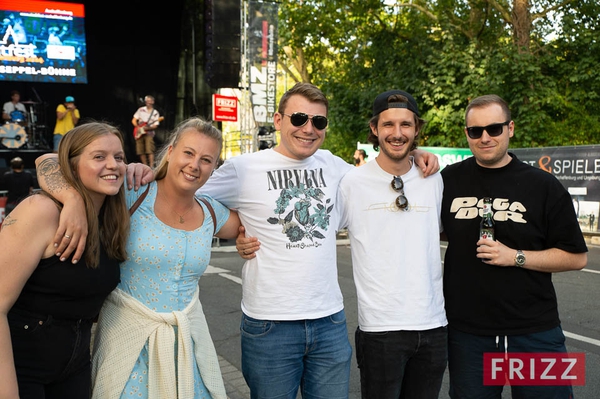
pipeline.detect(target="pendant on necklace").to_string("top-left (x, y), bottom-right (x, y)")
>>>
top-left (179, 216), bottom-right (185, 224)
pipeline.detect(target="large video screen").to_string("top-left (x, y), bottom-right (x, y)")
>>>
top-left (0, 0), bottom-right (87, 84)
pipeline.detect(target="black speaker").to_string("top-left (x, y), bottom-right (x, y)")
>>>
top-left (205, 0), bottom-right (241, 88)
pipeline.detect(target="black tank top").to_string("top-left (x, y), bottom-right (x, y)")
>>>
top-left (12, 245), bottom-right (120, 320)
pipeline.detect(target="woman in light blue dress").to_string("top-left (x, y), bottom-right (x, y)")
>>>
top-left (90, 118), bottom-right (241, 398)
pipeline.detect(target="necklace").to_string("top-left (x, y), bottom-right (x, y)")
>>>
top-left (161, 193), bottom-right (195, 224)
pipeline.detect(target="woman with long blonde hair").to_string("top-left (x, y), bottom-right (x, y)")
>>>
top-left (0, 122), bottom-right (129, 398)
top-left (37, 117), bottom-right (240, 398)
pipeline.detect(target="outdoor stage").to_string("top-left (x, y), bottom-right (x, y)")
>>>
top-left (0, 118), bottom-right (50, 188)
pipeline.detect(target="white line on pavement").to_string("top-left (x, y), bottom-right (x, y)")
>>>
top-left (564, 331), bottom-right (600, 347)
top-left (582, 268), bottom-right (600, 274)
top-left (219, 273), bottom-right (242, 285)
top-left (209, 243), bottom-right (600, 348)
top-left (205, 265), bottom-right (230, 274)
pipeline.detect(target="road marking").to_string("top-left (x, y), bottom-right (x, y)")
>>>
top-left (582, 268), bottom-right (600, 274)
top-left (210, 251), bottom-right (600, 348)
top-left (564, 331), bottom-right (600, 347)
top-left (219, 273), bottom-right (242, 285)
top-left (207, 265), bottom-right (243, 285)
top-left (205, 265), bottom-right (230, 274)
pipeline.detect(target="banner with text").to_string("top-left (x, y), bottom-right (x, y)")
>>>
top-left (212, 93), bottom-right (238, 122)
top-left (248, 1), bottom-right (278, 127)
top-left (0, 0), bottom-right (88, 84)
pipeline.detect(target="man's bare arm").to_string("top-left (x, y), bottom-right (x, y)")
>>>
top-left (411, 149), bottom-right (440, 177)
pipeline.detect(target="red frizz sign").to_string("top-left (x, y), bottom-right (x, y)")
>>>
top-left (483, 353), bottom-right (586, 386)
top-left (212, 94), bottom-right (238, 122)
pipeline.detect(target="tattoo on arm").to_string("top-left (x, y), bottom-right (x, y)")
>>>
top-left (1, 215), bottom-right (16, 230)
top-left (37, 158), bottom-right (70, 194)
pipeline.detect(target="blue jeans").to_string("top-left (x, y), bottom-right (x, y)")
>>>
top-left (240, 310), bottom-right (352, 399)
top-left (448, 326), bottom-right (574, 399)
top-left (53, 134), bottom-right (63, 151)
top-left (355, 326), bottom-right (448, 399)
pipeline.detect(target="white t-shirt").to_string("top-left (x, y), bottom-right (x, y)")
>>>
top-left (132, 106), bottom-right (160, 128)
top-left (3, 101), bottom-right (27, 118)
top-left (200, 149), bottom-right (353, 320)
top-left (338, 158), bottom-right (447, 332)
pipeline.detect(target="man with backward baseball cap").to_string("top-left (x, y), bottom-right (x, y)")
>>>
top-left (337, 89), bottom-right (447, 398)
top-left (53, 95), bottom-right (80, 152)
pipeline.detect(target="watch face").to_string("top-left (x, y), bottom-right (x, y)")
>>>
top-left (516, 253), bottom-right (526, 266)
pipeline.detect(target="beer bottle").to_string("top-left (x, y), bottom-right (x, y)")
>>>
top-left (479, 197), bottom-right (495, 241)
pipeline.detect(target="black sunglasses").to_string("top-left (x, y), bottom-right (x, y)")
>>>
top-left (391, 176), bottom-right (409, 211)
top-left (283, 112), bottom-right (328, 130)
top-left (466, 121), bottom-right (510, 139)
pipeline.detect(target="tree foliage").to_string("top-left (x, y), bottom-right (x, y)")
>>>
top-left (277, 0), bottom-right (600, 161)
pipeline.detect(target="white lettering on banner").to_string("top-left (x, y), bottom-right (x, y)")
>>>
top-left (0, 26), bottom-right (38, 59)
top-left (20, 12), bottom-right (73, 21)
top-left (267, 61), bottom-right (277, 114)
top-left (552, 158), bottom-right (600, 175)
top-left (250, 66), bottom-right (268, 123)
top-left (0, 65), bottom-right (76, 77)
top-left (268, 24), bottom-right (275, 57)
top-left (216, 98), bottom-right (236, 107)
top-left (44, 8), bottom-right (74, 17)
top-left (0, 24), bottom-right (76, 77)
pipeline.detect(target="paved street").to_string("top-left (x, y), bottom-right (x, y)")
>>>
top-left (201, 239), bottom-right (600, 399)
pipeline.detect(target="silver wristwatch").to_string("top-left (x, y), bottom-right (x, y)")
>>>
top-left (515, 250), bottom-right (526, 268)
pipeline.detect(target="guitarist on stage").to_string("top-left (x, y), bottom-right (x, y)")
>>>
top-left (132, 95), bottom-right (161, 167)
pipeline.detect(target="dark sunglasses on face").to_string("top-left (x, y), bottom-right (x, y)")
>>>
top-left (283, 112), bottom-right (328, 130)
top-left (391, 176), bottom-right (409, 211)
top-left (466, 121), bottom-right (511, 139)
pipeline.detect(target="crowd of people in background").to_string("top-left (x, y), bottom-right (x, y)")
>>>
top-left (0, 84), bottom-right (589, 399)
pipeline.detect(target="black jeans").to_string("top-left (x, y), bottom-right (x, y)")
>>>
top-left (8, 308), bottom-right (94, 399)
top-left (356, 326), bottom-right (448, 399)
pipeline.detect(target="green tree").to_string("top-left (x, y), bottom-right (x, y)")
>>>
top-left (276, 0), bottom-right (600, 158)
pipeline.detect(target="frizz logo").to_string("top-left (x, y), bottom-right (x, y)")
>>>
top-left (484, 353), bottom-right (585, 386)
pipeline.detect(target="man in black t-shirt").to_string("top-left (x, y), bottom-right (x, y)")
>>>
top-left (2, 157), bottom-right (34, 215)
top-left (441, 94), bottom-right (588, 399)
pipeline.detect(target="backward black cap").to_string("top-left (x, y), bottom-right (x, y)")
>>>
top-left (372, 89), bottom-right (419, 117)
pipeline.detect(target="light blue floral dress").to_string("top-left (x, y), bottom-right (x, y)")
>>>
top-left (118, 182), bottom-right (229, 398)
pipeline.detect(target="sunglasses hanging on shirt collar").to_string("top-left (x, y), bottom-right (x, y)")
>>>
top-left (391, 176), bottom-right (409, 211)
